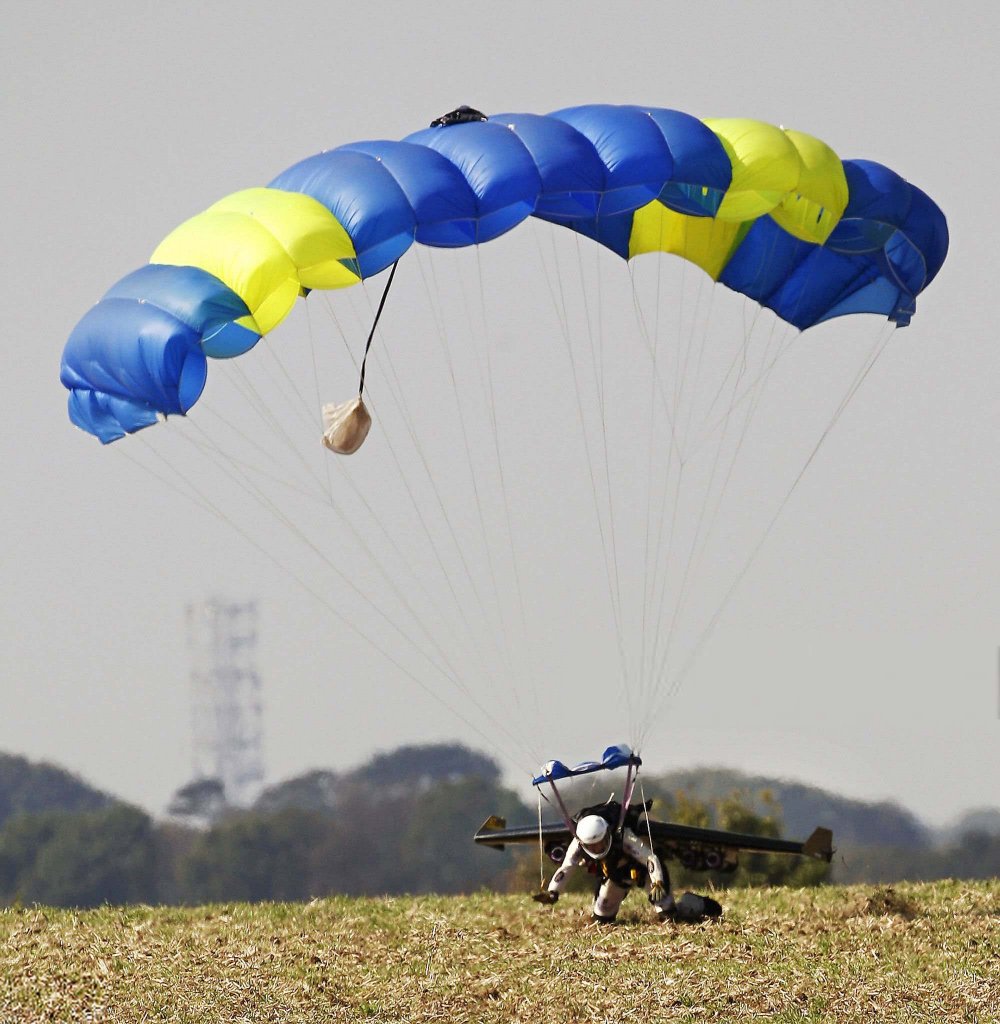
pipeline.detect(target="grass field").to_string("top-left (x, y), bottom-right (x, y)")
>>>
top-left (1, 880), bottom-right (997, 1023)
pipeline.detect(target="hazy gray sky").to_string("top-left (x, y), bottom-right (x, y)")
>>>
top-left (3, 0), bottom-right (997, 825)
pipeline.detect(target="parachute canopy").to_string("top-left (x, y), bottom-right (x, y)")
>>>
top-left (62, 104), bottom-right (948, 444)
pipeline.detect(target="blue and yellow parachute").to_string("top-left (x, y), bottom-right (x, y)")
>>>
top-left (61, 104), bottom-right (948, 443)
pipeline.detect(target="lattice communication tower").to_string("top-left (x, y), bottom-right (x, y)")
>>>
top-left (186, 597), bottom-right (264, 806)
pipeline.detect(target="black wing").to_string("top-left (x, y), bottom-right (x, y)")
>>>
top-left (644, 819), bottom-right (833, 872)
top-left (474, 813), bottom-right (833, 871)
top-left (474, 815), bottom-right (573, 863)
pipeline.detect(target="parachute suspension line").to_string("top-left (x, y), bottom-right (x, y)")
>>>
top-left (182, 412), bottom-right (466, 695)
top-left (664, 320), bottom-right (895, 698)
top-left (353, 259), bottom-right (519, 713)
top-left (573, 231), bottom-right (633, 734)
top-left (191, 411), bottom-right (457, 714)
top-left (699, 226), bottom-right (784, 439)
top-left (414, 248), bottom-right (509, 667)
top-left (673, 256), bottom-right (690, 423)
top-left (688, 295), bottom-right (802, 574)
top-left (664, 260), bottom-right (775, 660)
top-left (639, 238), bottom-right (730, 717)
top-left (412, 250), bottom-right (512, 675)
top-left (319, 291), bottom-right (362, 374)
top-left (678, 283), bottom-right (720, 453)
top-left (636, 257), bottom-right (667, 730)
top-left (666, 318), bottom-right (782, 660)
top-left (639, 266), bottom-right (718, 716)
top-left (639, 253), bottom-right (727, 716)
top-left (639, 776), bottom-right (655, 854)
top-left (625, 257), bottom-right (682, 724)
top-left (626, 253), bottom-right (693, 708)
top-left (304, 298), bottom-right (335, 503)
top-left (537, 226), bottom-right (635, 740)
top-left (309, 292), bottom-right (500, 663)
top-left (177, 409), bottom-right (342, 507)
top-left (176, 390), bottom-right (319, 504)
top-left (674, 264), bottom-right (708, 443)
top-left (640, 457), bottom-right (686, 720)
top-left (639, 322), bottom-right (897, 747)
top-left (322, 283), bottom-right (488, 648)
top-left (418, 250), bottom-right (529, 734)
top-left (690, 319), bottom-right (797, 460)
top-left (679, 254), bottom-right (830, 601)
top-left (650, 302), bottom-right (764, 703)
top-left (358, 259), bottom-right (399, 397)
top-left (534, 224), bottom-right (634, 736)
top-left (677, 301), bottom-right (763, 589)
top-left (689, 278), bottom-right (814, 455)
top-left (693, 312), bottom-right (781, 536)
top-left (127, 428), bottom-right (535, 776)
top-left (222, 348), bottom-right (342, 503)
top-left (175, 414), bottom-right (541, 769)
top-left (124, 433), bottom-right (227, 524)
top-left (475, 246), bottom-right (544, 742)
top-left (339, 315), bottom-right (529, 739)
top-left (301, 306), bottom-right (515, 701)
top-left (222, 357), bottom-right (330, 502)
top-left (575, 234), bottom-right (627, 648)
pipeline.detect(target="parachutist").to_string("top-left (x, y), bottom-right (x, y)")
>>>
top-left (477, 745), bottom-right (832, 919)
top-left (540, 812), bottom-right (722, 924)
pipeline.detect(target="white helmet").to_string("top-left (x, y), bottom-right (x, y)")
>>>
top-left (576, 815), bottom-right (612, 859)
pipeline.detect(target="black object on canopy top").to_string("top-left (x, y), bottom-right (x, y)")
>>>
top-left (429, 105), bottom-right (488, 128)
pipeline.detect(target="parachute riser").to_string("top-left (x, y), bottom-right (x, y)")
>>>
top-left (618, 760), bottom-right (639, 831)
top-left (544, 777), bottom-right (577, 832)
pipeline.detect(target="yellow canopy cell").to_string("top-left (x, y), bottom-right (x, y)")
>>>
top-left (209, 189), bottom-right (361, 290)
top-left (704, 118), bottom-right (801, 222)
top-left (629, 202), bottom-right (744, 280)
top-left (771, 130), bottom-right (848, 244)
top-left (152, 188), bottom-right (361, 336)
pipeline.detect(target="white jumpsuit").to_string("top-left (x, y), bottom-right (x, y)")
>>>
top-left (546, 826), bottom-right (675, 920)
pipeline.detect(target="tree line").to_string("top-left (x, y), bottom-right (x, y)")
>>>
top-left (0, 747), bottom-right (997, 907)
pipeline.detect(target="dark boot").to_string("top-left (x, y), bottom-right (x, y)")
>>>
top-left (673, 892), bottom-right (723, 921)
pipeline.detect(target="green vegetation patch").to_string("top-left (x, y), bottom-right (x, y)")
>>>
top-left (1, 880), bottom-right (997, 1023)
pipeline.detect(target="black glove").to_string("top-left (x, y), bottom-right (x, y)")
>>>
top-left (532, 890), bottom-right (559, 905)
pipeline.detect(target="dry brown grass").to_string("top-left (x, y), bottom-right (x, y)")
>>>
top-left (0, 880), bottom-right (997, 1022)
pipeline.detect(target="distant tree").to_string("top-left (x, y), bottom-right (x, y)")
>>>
top-left (834, 829), bottom-right (1000, 884)
top-left (395, 777), bottom-right (528, 894)
top-left (0, 805), bottom-right (156, 907)
top-left (178, 809), bottom-right (330, 903)
top-left (167, 778), bottom-right (228, 826)
top-left (152, 822), bottom-right (200, 904)
top-left (946, 830), bottom-right (1000, 878)
top-left (649, 768), bottom-right (931, 849)
top-left (0, 753), bottom-right (114, 829)
top-left (254, 770), bottom-right (340, 814)
top-left (0, 813), bottom-right (61, 898)
top-left (655, 787), bottom-right (830, 889)
top-left (945, 808), bottom-right (1000, 840)
top-left (353, 743), bottom-right (501, 791)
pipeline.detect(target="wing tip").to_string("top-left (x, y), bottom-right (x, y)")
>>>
top-left (803, 826), bottom-right (834, 862)
top-left (474, 814), bottom-right (508, 850)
